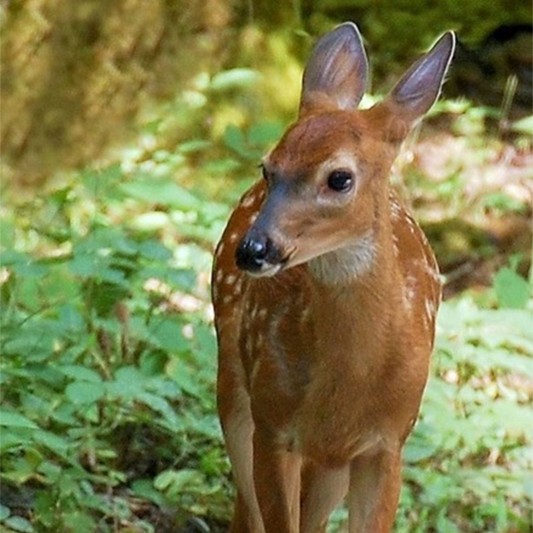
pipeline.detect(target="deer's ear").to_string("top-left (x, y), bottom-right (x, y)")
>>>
top-left (389, 31), bottom-right (455, 121)
top-left (300, 22), bottom-right (368, 113)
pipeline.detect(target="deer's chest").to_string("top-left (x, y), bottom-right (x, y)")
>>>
top-left (239, 292), bottom-right (395, 464)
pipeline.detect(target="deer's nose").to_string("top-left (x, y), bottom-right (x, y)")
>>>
top-left (235, 233), bottom-right (274, 272)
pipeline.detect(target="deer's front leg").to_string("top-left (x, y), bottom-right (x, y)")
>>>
top-left (347, 445), bottom-right (402, 533)
top-left (300, 462), bottom-right (349, 532)
top-left (253, 428), bottom-right (302, 533)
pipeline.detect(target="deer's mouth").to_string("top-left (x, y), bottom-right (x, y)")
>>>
top-left (240, 247), bottom-right (296, 278)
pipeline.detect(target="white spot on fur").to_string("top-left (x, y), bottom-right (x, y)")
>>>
top-left (229, 232), bottom-right (239, 243)
top-left (234, 278), bottom-right (243, 295)
top-left (418, 259), bottom-right (441, 284)
top-left (424, 297), bottom-right (435, 324)
top-left (406, 216), bottom-right (417, 234)
top-left (308, 231), bottom-right (376, 285)
top-left (249, 213), bottom-right (258, 224)
top-left (215, 269), bottom-right (224, 283)
top-left (225, 274), bottom-right (237, 285)
top-left (241, 193), bottom-right (256, 208)
top-left (392, 232), bottom-right (400, 256)
top-left (390, 196), bottom-right (402, 220)
top-left (216, 242), bottom-right (225, 257)
top-left (403, 275), bottom-right (418, 311)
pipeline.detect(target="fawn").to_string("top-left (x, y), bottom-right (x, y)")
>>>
top-left (212, 22), bottom-right (455, 532)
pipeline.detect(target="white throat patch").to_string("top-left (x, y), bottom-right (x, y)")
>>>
top-left (308, 232), bottom-right (376, 285)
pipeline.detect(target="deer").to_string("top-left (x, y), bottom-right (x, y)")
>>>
top-left (211, 22), bottom-right (455, 533)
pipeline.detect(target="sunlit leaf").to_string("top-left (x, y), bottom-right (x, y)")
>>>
top-left (65, 381), bottom-right (106, 404)
top-left (0, 410), bottom-right (38, 429)
top-left (493, 267), bottom-right (530, 309)
top-left (209, 68), bottom-right (261, 91)
top-left (121, 178), bottom-right (201, 210)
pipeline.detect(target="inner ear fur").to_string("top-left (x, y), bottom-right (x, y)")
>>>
top-left (300, 22), bottom-right (369, 114)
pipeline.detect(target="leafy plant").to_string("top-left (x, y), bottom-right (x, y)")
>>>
top-left (0, 162), bottom-right (230, 531)
top-left (492, 256), bottom-right (531, 309)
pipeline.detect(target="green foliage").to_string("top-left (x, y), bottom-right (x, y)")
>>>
top-left (492, 256), bottom-right (531, 309)
top-left (398, 298), bottom-right (533, 532)
top-left (0, 162), bottom-right (230, 531)
top-left (223, 121), bottom-right (284, 161)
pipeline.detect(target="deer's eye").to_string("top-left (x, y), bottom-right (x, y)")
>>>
top-left (327, 170), bottom-right (353, 192)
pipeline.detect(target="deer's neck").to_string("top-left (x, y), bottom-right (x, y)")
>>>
top-left (306, 218), bottom-right (400, 374)
top-left (308, 192), bottom-right (395, 290)
top-left (307, 230), bottom-right (377, 285)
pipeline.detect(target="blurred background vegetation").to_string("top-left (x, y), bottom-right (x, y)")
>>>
top-left (0, 1), bottom-right (532, 532)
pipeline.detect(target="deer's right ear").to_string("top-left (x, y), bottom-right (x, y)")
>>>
top-left (300, 22), bottom-right (368, 114)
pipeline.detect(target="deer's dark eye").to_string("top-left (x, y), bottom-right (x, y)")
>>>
top-left (327, 170), bottom-right (353, 192)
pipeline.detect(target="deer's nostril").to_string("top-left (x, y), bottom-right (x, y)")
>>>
top-left (235, 234), bottom-right (273, 271)
top-left (249, 238), bottom-right (268, 259)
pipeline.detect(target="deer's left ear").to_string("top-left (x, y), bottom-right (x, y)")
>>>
top-left (300, 22), bottom-right (368, 113)
top-left (388, 32), bottom-right (455, 121)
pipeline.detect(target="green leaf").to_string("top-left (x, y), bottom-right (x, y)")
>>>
top-left (176, 139), bottom-right (211, 154)
top-left (62, 511), bottom-right (95, 532)
top-left (511, 115), bottom-right (533, 135)
top-left (248, 120), bottom-right (283, 146)
top-left (0, 503), bottom-right (11, 520)
top-left (0, 218), bottom-right (15, 249)
top-left (0, 250), bottom-right (29, 267)
top-left (404, 440), bottom-right (438, 463)
top-left (57, 304), bottom-right (85, 333)
top-left (154, 469), bottom-right (204, 497)
top-left (0, 410), bottom-right (38, 429)
top-left (130, 479), bottom-right (168, 507)
top-left (138, 392), bottom-right (180, 431)
top-left (33, 431), bottom-right (70, 456)
top-left (4, 516), bottom-right (34, 532)
top-left (223, 125), bottom-right (247, 157)
top-left (121, 178), bottom-right (201, 210)
top-left (60, 365), bottom-right (102, 383)
top-left (493, 268), bottom-right (530, 309)
top-left (137, 240), bottom-right (173, 261)
top-left (37, 460), bottom-right (63, 484)
top-left (65, 381), bottom-right (106, 404)
top-left (147, 319), bottom-right (188, 353)
top-left (106, 366), bottom-right (146, 399)
top-left (166, 359), bottom-right (203, 399)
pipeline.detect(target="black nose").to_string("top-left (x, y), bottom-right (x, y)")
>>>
top-left (235, 234), bottom-right (273, 272)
